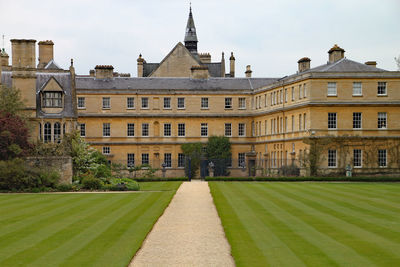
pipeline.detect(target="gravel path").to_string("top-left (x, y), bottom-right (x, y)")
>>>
top-left (130, 181), bottom-right (235, 267)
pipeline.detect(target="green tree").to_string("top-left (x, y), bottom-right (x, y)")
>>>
top-left (181, 142), bottom-right (203, 178)
top-left (0, 85), bottom-right (25, 116)
top-left (206, 136), bottom-right (232, 176)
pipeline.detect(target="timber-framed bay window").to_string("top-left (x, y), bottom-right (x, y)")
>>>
top-left (42, 92), bottom-right (62, 108)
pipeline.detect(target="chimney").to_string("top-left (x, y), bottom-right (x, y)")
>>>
top-left (220, 52), bottom-right (225, 77)
top-left (199, 53), bottom-right (211, 63)
top-left (245, 65), bottom-right (252, 78)
top-left (137, 54), bottom-right (144, 77)
top-left (89, 69), bottom-right (95, 77)
top-left (229, 52), bottom-right (235, 77)
top-left (0, 48), bottom-right (9, 66)
top-left (190, 65), bottom-right (209, 79)
top-left (365, 61), bottom-right (377, 68)
top-left (11, 39), bottom-right (36, 68)
top-left (37, 40), bottom-right (54, 68)
top-left (328, 44), bottom-right (345, 63)
top-left (297, 57), bottom-right (311, 72)
top-left (95, 65), bottom-right (114, 79)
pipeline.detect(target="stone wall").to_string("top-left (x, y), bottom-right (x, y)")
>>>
top-left (26, 156), bottom-right (73, 184)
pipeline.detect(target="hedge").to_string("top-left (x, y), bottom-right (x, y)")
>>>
top-left (205, 176), bottom-right (400, 182)
top-left (134, 177), bottom-right (189, 182)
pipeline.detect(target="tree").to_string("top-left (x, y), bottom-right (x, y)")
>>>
top-left (181, 142), bottom-right (203, 178)
top-left (0, 85), bottom-right (25, 116)
top-left (206, 136), bottom-right (232, 176)
top-left (0, 112), bottom-right (32, 160)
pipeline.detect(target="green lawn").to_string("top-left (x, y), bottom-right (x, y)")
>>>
top-left (0, 182), bottom-right (181, 267)
top-left (210, 182), bottom-right (400, 267)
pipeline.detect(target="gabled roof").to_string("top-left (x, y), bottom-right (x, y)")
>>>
top-left (39, 76), bottom-right (64, 92)
top-left (147, 42), bottom-right (202, 77)
top-left (44, 59), bottom-right (62, 70)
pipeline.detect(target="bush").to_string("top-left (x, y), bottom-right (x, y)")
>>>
top-left (134, 177), bottom-right (189, 182)
top-left (82, 176), bottom-right (103, 190)
top-left (0, 158), bottom-right (60, 190)
top-left (107, 178), bottom-right (140, 191)
top-left (205, 176), bottom-right (400, 182)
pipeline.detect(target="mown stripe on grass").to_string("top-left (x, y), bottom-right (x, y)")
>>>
top-left (240, 183), bottom-right (372, 267)
top-left (0, 194), bottom-right (124, 264)
top-left (63, 192), bottom-right (171, 267)
top-left (0, 194), bottom-right (87, 231)
top-left (9, 193), bottom-right (154, 267)
top-left (263, 183), bottom-right (400, 266)
top-left (309, 183), bottom-right (400, 212)
top-left (284, 183), bottom-right (400, 236)
top-left (210, 183), bottom-right (270, 267)
top-left (212, 182), bottom-right (306, 267)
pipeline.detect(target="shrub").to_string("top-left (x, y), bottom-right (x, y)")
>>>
top-left (107, 178), bottom-right (140, 191)
top-left (82, 176), bottom-right (103, 190)
top-left (0, 158), bottom-right (60, 190)
top-left (57, 184), bottom-right (73, 192)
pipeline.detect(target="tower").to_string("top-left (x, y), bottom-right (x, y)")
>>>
top-left (184, 5), bottom-right (198, 55)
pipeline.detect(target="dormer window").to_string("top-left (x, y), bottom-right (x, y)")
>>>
top-left (43, 92), bottom-right (62, 107)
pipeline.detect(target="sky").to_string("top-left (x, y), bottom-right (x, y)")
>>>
top-left (1, 0), bottom-right (399, 77)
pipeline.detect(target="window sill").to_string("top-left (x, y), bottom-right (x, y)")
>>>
top-left (377, 94), bottom-right (387, 97)
top-left (352, 94), bottom-right (363, 97)
top-left (354, 166), bottom-right (362, 169)
top-left (225, 108), bottom-right (233, 110)
top-left (177, 108), bottom-right (186, 110)
top-left (102, 108), bottom-right (111, 110)
top-left (327, 95), bottom-right (337, 97)
top-left (201, 108), bottom-right (209, 110)
top-left (103, 136), bottom-right (111, 138)
top-left (238, 107), bottom-right (246, 110)
top-left (141, 107), bottom-right (149, 110)
top-left (126, 107), bottom-right (135, 110)
top-left (77, 107), bottom-right (86, 110)
top-left (163, 107), bottom-right (172, 110)
top-left (328, 128), bottom-right (337, 130)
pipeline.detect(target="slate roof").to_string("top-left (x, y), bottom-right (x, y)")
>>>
top-left (0, 71), bottom-right (74, 118)
top-left (204, 62), bottom-right (223, 77)
top-left (143, 63), bottom-right (159, 77)
top-left (302, 58), bottom-right (386, 74)
top-left (44, 59), bottom-right (62, 70)
top-left (76, 77), bottom-right (278, 91)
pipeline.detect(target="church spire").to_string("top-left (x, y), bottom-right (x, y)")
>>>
top-left (184, 4), bottom-right (198, 55)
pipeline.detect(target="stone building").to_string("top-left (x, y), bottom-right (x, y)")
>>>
top-left (1, 8), bottom-right (400, 177)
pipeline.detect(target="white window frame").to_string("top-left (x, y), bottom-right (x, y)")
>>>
top-left (164, 123), bottom-right (171, 137)
top-left (378, 149), bottom-right (387, 167)
top-left (163, 97), bottom-right (171, 109)
top-left (353, 112), bottom-right (362, 129)
top-left (127, 97), bottom-right (135, 109)
top-left (127, 153), bottom-right (135, 167)
top-left (77, 97), bottom-right (85, 109)
top-left (225, 123), bottom-right (232, 137)
top-left (178, 123), bottom-right (185, 137)
top-left (102, 146), bottom-right (110, 155)
top-left (327, 82), bottom-right (337, 96)
top-left (201, 123), bottom-right (208, 137)
top-left (141, 153), bottom-right (149, 165)
top-left (353, 149), bottom-right (362, 168)
top-left (80, 123), bottom-right (86, 137)
top-left (378, 112), bottom-right (387, 129)
top-left (164, 153), bottom-right (172, 168)
top-left (377, 82), bottom-right (387, 96)
top-left (127, 123), bottom-right (135, 137)
top-left (328, 113), bottom-right (337, 129)
top-left (102, 97), bottom-right (110, 109)
top-left (103, 123), bottom-right (110, 137)
top-left (177, 97), bottom-right (185, 109)
top-left (353, 82), bottom-right (362, 96)
top-left (328, 149), bottom-right (337, 168)
top-left (201, 97), bottom-right (209, 109)
top-left (141, 97), bottom-right (149, 109)
top-left (238, 123), bottom-right (245, 137)
top-left (178, 153), bottom-right (185, 168)
top-left (225, 97), bottom-right (232, 109)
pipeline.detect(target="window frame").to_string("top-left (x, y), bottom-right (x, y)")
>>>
top-left (327, 82), bottom-right (337, 96)
top-left (378, 149), bottom-right (387, 167)
top-left (177, 97), bottom-right (185, 109)
top-left (141, 97), bottom-right (149, 109)
top-left (201, 123), bottom-right (208, 137)
top-left (225, 97), bottom-right (233, 109)
top-left (377, 82), bottom-right (387, 96)
top-left (353, 112), bottom-right (362, 129)
top-left (127, 97), bottom-right (135, 109)
top-left (103, 123), bottom-right (110, 137)
top-left (328, 112), bottom-right (337, 129)
top-left (127, 123), bottom-right (135, 137)
top-left (328, 149), bottom-right (337, 168)
top-left (127, 153), bottom-right (135, 167)
top-left (163, 153), bottom-right (172, 168)
top-left (43, 91), bottom-right (63, 108)
top-left (378, 112), bottom-right (387, 129)
top-left (141, 153), bottom-right (149, 165)
top-left (224, 123), bottom-right (232, 137)
top-left (178, 153), bottom-right (185, 168)
top-left (352, 82), bottom-right (362, 96)
top-left (238, 123), bottom-right (246, 137)
top-left (163, 123), bottom-right (171, 137)
top-left (77, 97), bottom-right (85, 109)
top-left (141, 123), bottom-right (149, 137)
top-left (178, 123), bottom-right (185, 137)
top-left (163, 97), bottom-right (171, 109)
top-left (353, 149), bottom-right (362, 168)
top-left (102, 146), bottom-right (110, 155)
top-left (80, 123), bottom-right (86, 137)
top-left (102, 97), bottom-right (111, 109)
top-left (201, 97), bottom-right (209, 109)
top-left (238, 97), bottom-right (246, 109)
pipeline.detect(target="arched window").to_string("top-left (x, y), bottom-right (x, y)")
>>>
top-left (44, 122), bottom-right (51, 143)
top-left (54, 122), bottom-right (61, 143)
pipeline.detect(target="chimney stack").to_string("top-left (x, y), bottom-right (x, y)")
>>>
top-left (38, 40), bottom-right (54, 68)
top-left (95, 65), bottom-right (114, 79)
top-left (190, 65), bottom-right (209, 79)
top-left (11, 39), bottom-right (36, 68)
top-left (297, 57), bottom-right (311, 72)
top-left (365, 61), bottom-right (377, 68)
top-left (328, 44), bottom-right (345, 63)
top-left (245, 65), bottom-right (252, 77)
top-left (137, 54), bottom-right (144, 77)
top-left (229, 52), bottom-right (235, 77)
